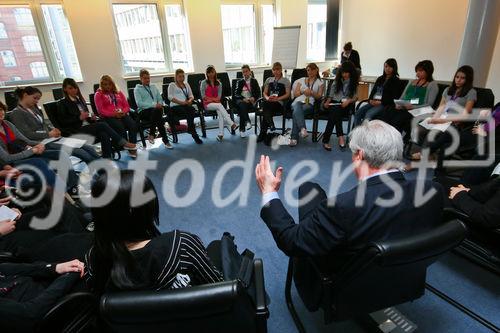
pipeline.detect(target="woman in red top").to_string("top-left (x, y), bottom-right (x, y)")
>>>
top-left (94, 75), bottom-right (138, 158)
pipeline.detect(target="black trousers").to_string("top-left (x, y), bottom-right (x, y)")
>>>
top-left (78, 122), bottom-right (125, 158)
top-left (259, 101), bottom-right (281, 136)
top-left (169, 105), bottom-right (200, 137)
top-left (322, 105), bottom-right (348, 143)
top-left (139, 108), bottom-right (169, 144)
top-left (378, 107), bottom-right (413, 142)
top-left (236, 100), bottom-right (253, 130)
top-left (104, 115), bottom-right (138, 144)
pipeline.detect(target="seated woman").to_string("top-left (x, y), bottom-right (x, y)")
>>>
top-left (289, 63), bottom-right (324, 146)
top-left (133, 69), bottom-right (172, 149)
top-left (411, 65), bottom-right (477, 161)
top-left (0, 259), bottom-right (85, 332)
top-left (167, 68), bottom-right (203, 144)
top-left (84, 170), bottom-right (223, 294)
top-left (233, 64), bottom-right (260, 138)
top-left (94, 75), bottom-right (139, 157)
top-left (322, 61), bottom-right (359, 151)
top-left (353, 58), bottom-right (401, 127)
top-left (56, 78), bottom-right (136, 158)
top-left (200, 65), bottom-right (237, 142)
top-left (258, 62), bottom-right (291, 142)
top-left (0, 102), bottom-right (80, 194)
top-left (9, 87), bottom-right (100, 165)
top-left (379, 60), bottom-right (438, 143)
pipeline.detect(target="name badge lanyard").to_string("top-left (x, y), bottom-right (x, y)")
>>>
top-left (305, 78), bottom-right (316, 104)
top-left (144, 85), bottom-right (154, 100)
top-left (109, 93), bottom-right (118, 106)
top-left (181, 86), bottom-right (189, 100)
top-left (272, 79), bottom-right (279, 95)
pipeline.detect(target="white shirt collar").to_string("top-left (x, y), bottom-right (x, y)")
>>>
top-left (361, 169), bottom-right (399, 182)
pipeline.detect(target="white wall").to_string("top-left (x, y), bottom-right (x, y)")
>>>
top-left (340, 0), bottom-right (469, 81)
top-left (0, 0), bottom-right (498, 107)
top-left (486, 28), bottom-right (500, 100)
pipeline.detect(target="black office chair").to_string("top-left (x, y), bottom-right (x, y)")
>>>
top-left (36, 292), bottom-right (98, 333)
top-left (89, 93), bottom-right (98, 116)
top-left (187, 73), bottom-right (209, 137)
top-left (52, 88), bottom-right (64, 101)
top-left (126, 80), bottom-right (141, 90)
top-left (262, 69), bottom-right (273, 83)
top-left (93, 83), bottom-right (100, 92)
top-left (43, 101), bottom-right (121, 160)
top-left (443, 205), bottom-right (500, 276)
top-left (163, 76), bottom-right (174, 85)
top-left (100, 258), bottom-right (269, 333)
top-left (4, 90), bottom-right (18, 111)
top-left (285, 220), bottom-right (467, 333)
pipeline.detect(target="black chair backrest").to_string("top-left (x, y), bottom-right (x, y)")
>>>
top-left (93, 83), bottom-right (100, 92)
top-left (89, 93), bottom-right (98, 115)
top-left (126, 80), bottom-right (141, 90)
top-left (432, 83), bottom-right (449, 109)
top-left (396, 79), bottom-right (409, 97)
top-left (162, 83), bottom-right (170, 105)
top-left (52, 88), bottom-right (64, 101)
top-left (327, 220), bottom-right (467, 321)
top-left (127, 88), bottom-right (138, 110)
top-left (43, 101), bottom-right (62, 129)
top-left (37, 292), bottom-right (97, 333)
top-left (100, 280), bottom-right (259, 333)
top-left (4, 91), bottom-right (18, 111)
top-left (217, 72), bottom-right (232, 98)
top-left (474, 87), bottom-right (494, 109)
top-left (187, 73), bottom-right (206, 100)
top-left (291, 68), bottom-right (307, 86)
top-left (231, 78), bottom-right (239, 100)
top-left (163, 76), bottom-right (174, 85)
top-left (263, 69), bottom-right (273, 84)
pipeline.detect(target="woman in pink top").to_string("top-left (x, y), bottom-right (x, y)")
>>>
top-left (95, 75), bottom-right (138, 158)
top-left (201, 66), bottom-right (237, 141)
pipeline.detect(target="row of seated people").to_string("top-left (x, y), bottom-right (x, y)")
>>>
top-left (1, 119), bottom-right (498, 331)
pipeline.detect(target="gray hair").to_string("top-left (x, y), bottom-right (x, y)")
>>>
top-left (348, 120), bottom-right (403, 168)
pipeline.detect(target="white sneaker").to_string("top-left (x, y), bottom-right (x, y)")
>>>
top-left (240, 130), bottom-right (246, 138)
top-left (300, 128), bottom-right (309, 138)
top-left (289, 139), bottom-right (298, 147)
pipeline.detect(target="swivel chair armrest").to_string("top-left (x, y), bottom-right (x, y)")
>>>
top-left (253, 259), bottom-right (268, 314)
top-left (355, 99), bottom-right (370, 111)
top-left (443, 207), bottom-right (472, 223)
top-left (0, 251), bottom-right (17, 262)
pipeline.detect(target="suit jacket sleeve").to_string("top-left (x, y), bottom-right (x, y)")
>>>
top-left (452, 180), bottom-right (500, 228)
top-left (260, 198), bottom-right (346, 257)
top-left (56, 100), bottom-right (82, 132)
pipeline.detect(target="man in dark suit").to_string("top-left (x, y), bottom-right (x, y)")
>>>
top-left (255, 120), bottom-right (444, 310)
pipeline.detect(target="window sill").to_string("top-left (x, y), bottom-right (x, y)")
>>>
top-left (0, 80), bottom-right (83, 91)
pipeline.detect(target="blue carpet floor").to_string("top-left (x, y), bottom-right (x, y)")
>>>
top-left (115, 118), bottom-right (499, 333)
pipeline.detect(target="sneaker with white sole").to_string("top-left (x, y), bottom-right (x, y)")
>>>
top-left (164, 142), bottom-right (173, 149)
top-left (289, 139), bottom-right (298, 147)
top-left (300, 128), bottom-right (309, 138)
top-left (240, 130), bottom-right (246, 138)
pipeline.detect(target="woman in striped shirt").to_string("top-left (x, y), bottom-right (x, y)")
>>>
top-left (84, 170), bottom-right (222, 294)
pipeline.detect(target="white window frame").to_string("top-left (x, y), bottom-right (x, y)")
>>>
top-left (220, 0), bottom-right (275, 68)
top-left (0, 22), bottom-right (7, 39)
top-left (110, 0), bottom-right (193, 76)
top-left (0, 0), bottom-right (82, 86)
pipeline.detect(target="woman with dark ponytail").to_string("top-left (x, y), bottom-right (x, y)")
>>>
top-left (84, 170), bottom-right (222, 294)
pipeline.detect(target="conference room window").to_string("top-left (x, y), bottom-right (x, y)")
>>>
top-left (112, 4), bottom-right (168, 74)
top-left (220, 5), bottom-right (256, 65)
top-left (41, 5), bottom-right (82, 80)
top-left (0, 23), bottom-right (7, 39)
top-left (306, 0), bottom-right (327, 61)
top-left (0, 4), bottom-right (82, 86)
top-left (165, 4), bottom-right (193, 71)
top-left (0, 50), bottom-right (16, 67)
top-left (22, 36), bottom-right (42, 53)
top-left (30, 61), bottom-right (49, 79)
top-left (261, 4), bottom-right (274, 65)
